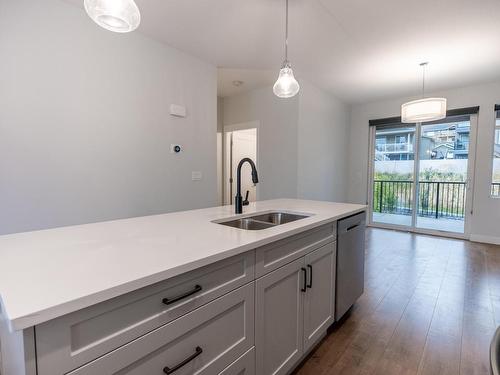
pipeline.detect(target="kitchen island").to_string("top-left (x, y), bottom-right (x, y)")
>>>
top-left (0, 199), bottom-right (366, 375)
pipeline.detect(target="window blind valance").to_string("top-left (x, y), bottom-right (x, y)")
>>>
top-left (369, 106), bottom-right (480, 127)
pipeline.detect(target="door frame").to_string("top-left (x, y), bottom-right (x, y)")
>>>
top-left (367, 114), bottom-right (478, 240)
top-left (223, 121), bottom-right (260, 205)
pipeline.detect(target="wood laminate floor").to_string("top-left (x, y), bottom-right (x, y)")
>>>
top-left (295, 227), bottom-right (500, 375)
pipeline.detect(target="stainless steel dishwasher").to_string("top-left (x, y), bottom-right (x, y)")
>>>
top-left (335, 211), bottom-right (366, 320)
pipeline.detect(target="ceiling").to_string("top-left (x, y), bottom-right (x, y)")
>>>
top-left (66, 0), bottom-right (500, 103)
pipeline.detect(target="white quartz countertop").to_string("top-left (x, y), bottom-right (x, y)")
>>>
top-left (0, 199), bottom-right (365, 331)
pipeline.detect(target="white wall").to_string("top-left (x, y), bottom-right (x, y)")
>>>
top-left (222, 87), bottom-right (299, 200)
top-left (297, 81), bottom-right (349, 201)
top-left (222, 81), bottom-right (350, 202)
top-left (0, 0), bottom-right (218, 235)
top-left (348, 81), bottom-right (500, 243)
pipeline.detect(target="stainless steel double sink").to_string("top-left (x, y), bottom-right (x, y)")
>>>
top-left (214, 211), bottom-right (310, 230)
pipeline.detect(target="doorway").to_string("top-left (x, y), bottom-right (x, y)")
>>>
top-left (223, 122), bottom-right (259, 205)
top-left (368, 114), bottom-right (477, 238)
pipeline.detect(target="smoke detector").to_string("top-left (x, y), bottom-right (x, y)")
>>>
top-left (232, 80), bottom-right (244, 87)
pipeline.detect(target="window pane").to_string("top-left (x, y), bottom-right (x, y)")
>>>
top-left (372, 125), bottom-right (415, 227)
top-left (416, 120), bottom-right (469, 233)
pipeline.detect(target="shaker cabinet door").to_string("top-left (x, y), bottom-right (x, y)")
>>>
top-left (255, 258), bottom-right (305, 375)
top-left (303, 243), bottom-right (336, 352)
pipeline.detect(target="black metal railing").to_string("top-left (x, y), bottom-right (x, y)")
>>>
top-left (493, 183), bottom-right (500, 197)
top-left (373, 180), bottom-right (467, 220)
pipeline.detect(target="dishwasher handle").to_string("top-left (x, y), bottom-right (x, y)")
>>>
top-left (346, 223), bottom-right (360, 231)
top-left (338, 212), bottom-right (366, 234)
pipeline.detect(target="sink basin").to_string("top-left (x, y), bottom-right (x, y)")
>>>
top-left (249, 212), bottom-right (309, 225)
top-left (218, 218), bottom-right (275, 230)
top-left (215, 211), bottom-right (310, 230)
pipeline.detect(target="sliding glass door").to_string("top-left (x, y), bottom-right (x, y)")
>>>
top-left (369, 114), bottom-right (477, 237)
top-left (415, 119), bottom-right (472, 233)
top-left (371, 124), bottom-right (416, 227)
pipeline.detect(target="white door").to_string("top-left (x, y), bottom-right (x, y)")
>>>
top-left (255, 258), bottom-right (305, 375)
top-left (303, 243), bottom-right (336, 352)
top-left (224, 127), bottom-right (258, 205)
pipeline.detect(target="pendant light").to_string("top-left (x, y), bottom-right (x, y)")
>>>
top-left (273, 0), bottom-right (300, 98)
top-left (401, 62), bottom-right (447, 123)
top-left (84, 0), bottom-right (141, 33)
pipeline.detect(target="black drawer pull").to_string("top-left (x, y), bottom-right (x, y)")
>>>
top-left (301, 268), bottom-right (307, 292)
top-left (162, 285), bottom-right (202, 305)
top-left (307, 264), bottom-right (313, 288)
top-left (347, 223), bottom-right (360, 231)
top-left (163, 346), bottom-right (203, 374)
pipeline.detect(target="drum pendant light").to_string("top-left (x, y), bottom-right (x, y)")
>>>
top-left (401, 62), bottom-right (447, 123)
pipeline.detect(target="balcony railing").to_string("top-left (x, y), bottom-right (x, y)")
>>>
top-left (375, 142), bottom-right (413, 153)
top-left (373, 180), bottom-right (467, 219)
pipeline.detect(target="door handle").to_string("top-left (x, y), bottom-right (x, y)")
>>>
top-left (163, 346), bottom-right (203, 374)
top-left (306, 264), bottom-right (313, 288)
top-left (301, 268), bottom-right (307, 292)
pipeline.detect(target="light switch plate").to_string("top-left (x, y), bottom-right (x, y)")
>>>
top-left (191, 171), bottom-right (202, 181)
top-left (170, 104), bottom-right (187, 118)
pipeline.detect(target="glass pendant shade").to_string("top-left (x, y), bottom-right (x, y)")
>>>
top-left (401, 97), bottom-right (447, 123)
top-left (84, 0), bottom-right (141, 33)
top-left (273, 62), bottom-right (300, 98)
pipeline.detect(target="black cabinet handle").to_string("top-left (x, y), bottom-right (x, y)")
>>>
top-left (162, 285), bottom-right (202, 305)
top-left (307, 264), bottom-right (313, 288)
top-left (163, 346), bottom-right (203, 374)
top-left (301, 267), bottom-right (307, 292)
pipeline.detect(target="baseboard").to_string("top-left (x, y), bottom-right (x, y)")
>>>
top-left (470, 234), bottom-right (500, 245)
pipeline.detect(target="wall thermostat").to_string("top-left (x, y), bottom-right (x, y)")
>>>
top-left (170, 144), bottom-right (182, 153)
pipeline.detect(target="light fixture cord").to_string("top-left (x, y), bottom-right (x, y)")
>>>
top-left (421, 62), bottom-right (427, 98)
top-left (285, 0), bottom-right (289, 62)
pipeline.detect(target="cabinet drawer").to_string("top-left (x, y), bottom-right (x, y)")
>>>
top-left (67, 283), bottom-right (255, 375)
top-left (219, 347), bottom-right (255, 375)
top-left (255, 223), bottom-right (335, 277)
top-left (36, 252), bottom-right (255, 375)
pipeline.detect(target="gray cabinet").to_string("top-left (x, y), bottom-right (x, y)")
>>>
top-left (255, 223), bottom-right (335, 277)
top-left (67, 283), bottom-right (254, 375)
top-left (219, 347), bottom-right (255, 375)
top-left (303, 243), bottom-right (336, 352)
top-left (255, 243), bottom-right (336, 375)
top-left (36, 252), bottom-right (254, 375)
top-left (255, 258), bottom-right (304, 375)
